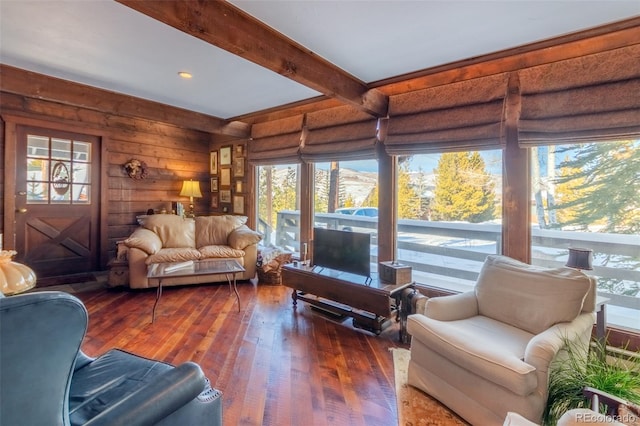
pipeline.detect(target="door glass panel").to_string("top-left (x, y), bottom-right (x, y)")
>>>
top-left (51, 138), bottom-right (71, 160)
top-left (73, 141), bottom-right (91, 162)
top-left (72, 184), bottom-right (90, 203)
top-left (27, 135), bottom-right (49, 158)
top-left (26, 133), bottom-right (92, 205)
top-left (73, 163), bottom-right (90, 184)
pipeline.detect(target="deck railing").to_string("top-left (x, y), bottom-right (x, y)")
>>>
top-left (264, 210), bottom-right (639, 314)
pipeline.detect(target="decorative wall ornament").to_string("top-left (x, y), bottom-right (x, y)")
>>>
top-left (123, 159), bottom-right (148, 180)
top-left (51, 161), bottom-right (70, 195)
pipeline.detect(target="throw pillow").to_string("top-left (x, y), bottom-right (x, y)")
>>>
top-left (123, 228), bottom-right (162, 255)
top-left (195, 215), bottom-right (247, 248)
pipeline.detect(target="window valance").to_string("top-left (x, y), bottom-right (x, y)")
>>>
top-left (300, 105), bottom-right (379, 162)
top-left (247, 115), bottom-right (304, 165)
top-left (384, 73), bottom-right (509, 156)
top-left (518, 44), bottom-right (640, 146)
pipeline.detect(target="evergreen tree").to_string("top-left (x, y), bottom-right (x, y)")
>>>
top-left (551, 141), bottom-right (640, 234)
top-left (397, 160), bottom-right (421, 219)
top-left (431, 152), bottom-right (496, 223)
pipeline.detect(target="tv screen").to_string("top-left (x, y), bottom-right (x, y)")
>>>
top-left (312, 227), bottom-right (371, 277)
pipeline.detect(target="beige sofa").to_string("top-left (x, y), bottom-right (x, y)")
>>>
top-left (407, 255), bottom-right (596, 426)
top-left (123, 214), bottom-right (262, 289)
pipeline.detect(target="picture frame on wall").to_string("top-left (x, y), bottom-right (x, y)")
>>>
top-left (220, 145), bottom-right (232, 166)
top-left (233, 157), bottom-right (245, 177)
top-left (220, 168), bottom-right (231, 186)
top-left (220, 189), bottom-right (231, 203)
top-left (211, 194), bottom-right (218, 208)
top-left (235, 180), bottom-right (243, 193)
top-left (209, 151), bottom-right (218, 174)
top-left (233, 195), bottom-right (244, 215)
top-left (210, 177), bottom-right (218, 192)
top-left (235, 144), bottom-right (244, 157)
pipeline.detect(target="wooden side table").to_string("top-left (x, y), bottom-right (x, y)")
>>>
top-left (107, 258), bottom-right (129, 287)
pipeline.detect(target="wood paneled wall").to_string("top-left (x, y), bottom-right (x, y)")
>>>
top-left (1, 86), bottom-right (214, 267)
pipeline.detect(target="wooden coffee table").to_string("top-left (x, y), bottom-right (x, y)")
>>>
top-left (147, 259), bottom-right (245, 322)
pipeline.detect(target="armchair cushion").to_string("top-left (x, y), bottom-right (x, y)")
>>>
top-left (195, 215), bottom-right (247, 247)
top-left (475, 255), bottom-right (592, 335)
top-left (139, 215), bottom-right (196, 248)
top-left (408, 314), bottom-right (537, 396)
top-left (69, 349), bottom-right (207, 425)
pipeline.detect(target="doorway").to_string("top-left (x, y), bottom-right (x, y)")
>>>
top-left (14, 126), bottom-right (100, 285)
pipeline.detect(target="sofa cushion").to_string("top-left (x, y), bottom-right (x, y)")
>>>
top-left (475, 255), bottom-right (591, 335)
top-left (228, 225), bottom-right (262, 250)
top-left (195, 215), bottom-right (247, 248)
top-left (407, 314), bottom-right (537, 396)
top-left (199, 245), bottom-right (245, 259)
top-left (123, 228), bottom-right (162, 255)
top-left (139, 215), bottom-right (196, 248)
top-left (145, 248), bottom-right (202, 265)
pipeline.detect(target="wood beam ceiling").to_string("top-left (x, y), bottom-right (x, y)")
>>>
top-left (0, 65), bottom-right (250, 138)
top-left (116, 0), bottom-right (389, 119)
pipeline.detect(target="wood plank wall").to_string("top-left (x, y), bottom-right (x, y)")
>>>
top-left (0, 88), bottom-right (215, 266)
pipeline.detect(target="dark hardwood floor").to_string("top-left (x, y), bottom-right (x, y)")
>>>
top-left (75, 280), bottom-right (408, 426)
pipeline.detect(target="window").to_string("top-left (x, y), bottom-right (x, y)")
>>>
top-left (26, 134), bottom-right (92, 204)
top-left (395, 150), bottom-right (503, 293)
top-left (312, 159), bottom-right (378, 274)
top-left (256, 164), bottom-right (300, 252)
top-left (530, 141), bottom-right (640, 332)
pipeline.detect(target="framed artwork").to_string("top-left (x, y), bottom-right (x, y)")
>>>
top-left (235, 144), bottom-right (244, 157)
top-left (210, 194), bottom-right (218, 208)
top-left (220, 189), bottom-right (231, 203)
top-left (209, 151), bottom-right (218, 174)
top-left (210, 177), bottom-right (218, 192)
top-left (235, 180), bottom-right (243, 193)
top-left (220, 168), bottom-right (231, 186)
top-left (220, 145), bottom-right (232, 166)
top-left (233, 157), bottom-right (245, 177)
top-left (233, 195), bottom-right (244, 215)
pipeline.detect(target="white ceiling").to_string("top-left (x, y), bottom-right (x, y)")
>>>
top-left (1, 0), bottom-right (638, 120)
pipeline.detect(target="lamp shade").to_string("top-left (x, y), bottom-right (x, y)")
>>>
top-left (0, 250), bottom-right (36, 295)
top-left (565, 247), bottom-right (593, 270)
top-left (179, 180), bottom-right (202, 198)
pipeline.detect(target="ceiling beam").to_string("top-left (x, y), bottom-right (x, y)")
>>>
top-left (116, 0), bottom-right (389, 118)
top-left (0, 65), bottom-right (250, 137)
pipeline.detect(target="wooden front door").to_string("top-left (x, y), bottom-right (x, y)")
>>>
top-left (14, 126), bottom-right (100, 285)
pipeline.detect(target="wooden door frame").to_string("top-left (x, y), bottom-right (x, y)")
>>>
top-left (2, 114), bottom-right (110, 269)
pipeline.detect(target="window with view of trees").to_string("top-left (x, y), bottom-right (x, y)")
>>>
top-left (312, 160), bottom-right (378, 272)
top-left (530, 140), bottom-right (639, 331)
top-left (395, 150), bottom-right (503, 292)
top-left (256, 164), bottom-right (300, 252)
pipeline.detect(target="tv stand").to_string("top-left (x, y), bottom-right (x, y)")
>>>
top-left (282, 263), bottom-right (414, 338)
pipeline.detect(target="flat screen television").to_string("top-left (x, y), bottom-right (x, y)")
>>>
top-left (312, 227), bottom-right (371, 278)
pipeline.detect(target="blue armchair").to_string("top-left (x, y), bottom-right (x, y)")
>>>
top-left (0, 291), bottom-right (223, 425)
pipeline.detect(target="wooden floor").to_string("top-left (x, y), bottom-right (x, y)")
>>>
top-left (75, 280), bottom-right (409, 426)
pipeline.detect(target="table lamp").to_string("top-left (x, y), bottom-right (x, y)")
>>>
top-left (565, 247), bottom-right (593, 271)
top-left (179, 179), bottom-right (202, 218)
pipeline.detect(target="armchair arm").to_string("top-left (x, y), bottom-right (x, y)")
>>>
top-left (524, 312), bottom-right (595, 397)
top-left (424, 291), bottom-right (478, 321)
top-left (84, 362), bottom-right (211, 426)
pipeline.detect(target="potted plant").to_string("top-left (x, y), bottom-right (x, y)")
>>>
top-left (544, 339), bottom-right (640, 425)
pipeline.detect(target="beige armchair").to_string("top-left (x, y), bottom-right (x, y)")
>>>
top-left (407, 255), bottom-right (596, 425)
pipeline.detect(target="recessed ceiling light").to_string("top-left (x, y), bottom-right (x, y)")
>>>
top-left (178, 71), bottom-right (192, 79)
